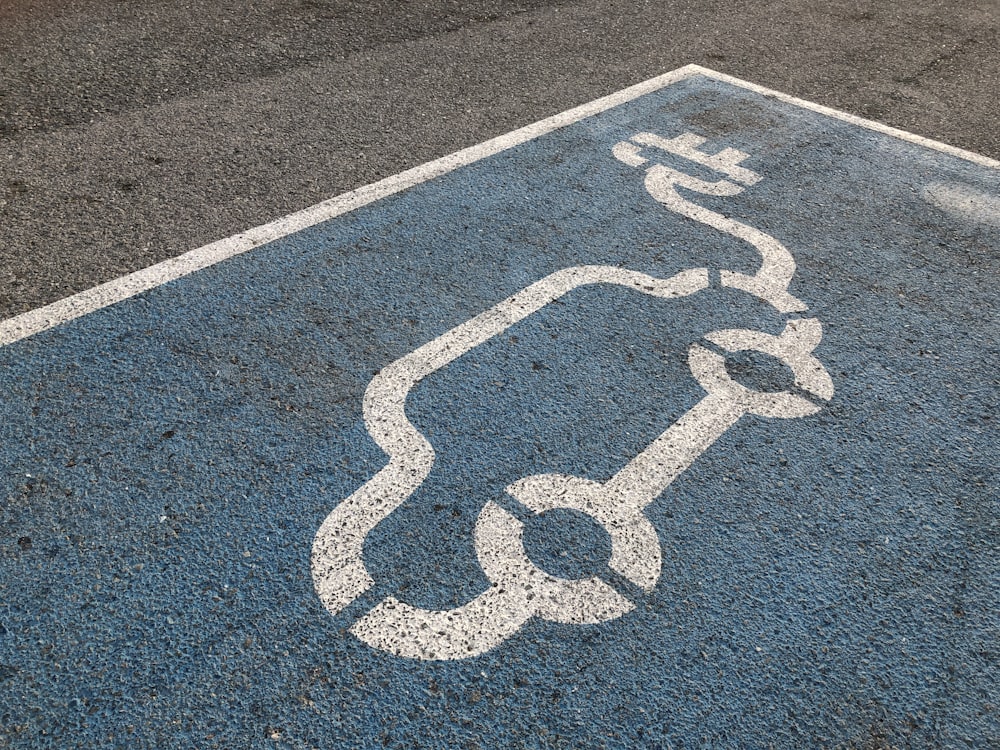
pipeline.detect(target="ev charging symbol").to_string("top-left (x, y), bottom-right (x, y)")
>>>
top-left (312, 132), bottom-right (834, 659)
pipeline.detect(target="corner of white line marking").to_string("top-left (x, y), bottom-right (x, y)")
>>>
top-left (1, 63), bottom-right (995, 350)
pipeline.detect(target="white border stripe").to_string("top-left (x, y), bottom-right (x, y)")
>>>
top-left (1, 64), bottom-right (996, 348)
top-left (693, 65), bottom-right (1000, 169)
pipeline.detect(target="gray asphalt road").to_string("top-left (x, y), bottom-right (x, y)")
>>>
top-left (1, 0), bottom-right (997, 319)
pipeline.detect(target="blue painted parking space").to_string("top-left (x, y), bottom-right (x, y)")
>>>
top-left (1, 70), bottom-right (998, 748)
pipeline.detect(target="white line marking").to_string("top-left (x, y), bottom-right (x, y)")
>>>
top-left (322, 291), bottom-right (833, 659)
top-left (507, 319), bottom-right (831, 592)
top-left (351, 502), bottom-right (633, 660)
top-left (668, 178), bottom-right (804, 313)
top-left (0, 68), bottom-right (696, 348)
top-left (617, 132), bottom-right (805, 313)
top-left (688, 66), bottom-right (1000, 170)
top-left (0, 65), bottom-right (996, 349)
top-left (631, 131), bottom-right (763, 186)
top-left (311, 266), bottom-right (710, 616)
top-left (315, 132), bottom-right (838, 659)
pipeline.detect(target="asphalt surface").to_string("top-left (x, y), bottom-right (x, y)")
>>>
top-left (1, 69), bottom-right (997, 748)
top-left (1, 0), bottom-right (998, 321)
top-left (0, 3), bottom-right (998, 750)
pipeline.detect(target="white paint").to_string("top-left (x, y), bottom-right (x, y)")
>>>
top-left (1, 65), bottom-right (995, 349)
top-left (611, 141), bottom-right (647, 168)
top-left (311, 265), bottom-right (710, 616)
top-left (922, 182), bottom-right (1000, 228)
top-left (630, 132), bottom-right (762, 186)
top-left (647, 167), bottom-right (804, 312)
top-left (325, 305), bottom-right (834, 658)
top-left (506, 318), bottom-right (831, 592)
top-left (314, 131), bottom-right (839, 659)
top-left (704, 318), bottom-right (834, 402)
top-left (0, 68), bottom-right (699, 348)
top-left (351, 502), bottom-right (633, 660)
top-left (615, 132), bottom-right (805, 313)
top-left (694, 66), bottom-right (999, 170)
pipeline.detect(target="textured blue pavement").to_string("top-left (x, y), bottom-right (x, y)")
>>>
top-left (1, 75), bottom-right (998, 748)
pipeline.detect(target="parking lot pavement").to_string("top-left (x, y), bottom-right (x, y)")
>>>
top-left (1, 66), bottom-right (997, 748)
